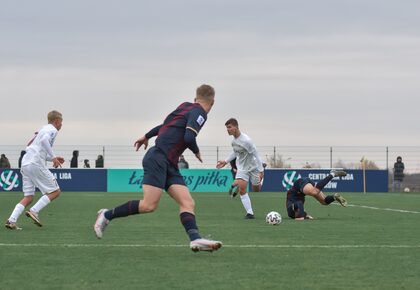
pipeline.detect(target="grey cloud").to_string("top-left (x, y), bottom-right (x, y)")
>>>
top-left (1, 0), bottom-right (419, 147)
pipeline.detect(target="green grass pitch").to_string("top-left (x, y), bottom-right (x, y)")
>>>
top-left (1, 191), bottom-right (419, 290)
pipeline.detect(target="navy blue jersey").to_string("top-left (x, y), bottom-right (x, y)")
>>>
top-left (154, 102), bottom-right (207, 166)
top-left (286, 177), bottom-right (315, 203)
top-left (287, 187), bottom-right (305, 203)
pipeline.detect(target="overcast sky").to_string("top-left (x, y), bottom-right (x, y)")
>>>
top-left (1, 0), bottom-right (419, 147)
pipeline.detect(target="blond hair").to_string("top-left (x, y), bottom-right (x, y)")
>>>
top-left (48, 110), bottom-right (63, 123)
top-left (196, 84), bottom-right (215, 101)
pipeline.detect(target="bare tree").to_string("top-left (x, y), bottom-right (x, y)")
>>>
top-left (334, 158), bottom-right (379, 169)
top-left (302, 162), bottom-right (321, 168)
top-left (333, 159), bottom-right (348, 169)
top-left (266, 154), bottom-right (291, 168)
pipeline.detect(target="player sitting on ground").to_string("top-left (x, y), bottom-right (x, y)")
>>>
top-left (286, 170), bottom-right (348, 220)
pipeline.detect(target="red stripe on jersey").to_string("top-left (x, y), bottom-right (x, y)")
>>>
top-left (27, 132), bottom-right (38, 146)
top-left (158, 102), bottom-right (198, 166)
top-left (158, 102), bottom-right (195, 136)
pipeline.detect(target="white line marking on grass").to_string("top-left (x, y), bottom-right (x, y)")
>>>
top-left (0, 243), bottom-right (419, 249)
top-left (346, 204), bottom-right (420, 214)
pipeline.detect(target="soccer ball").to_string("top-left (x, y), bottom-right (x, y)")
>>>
top-left (265, 211), bottom-right (282, 225)
top-left (404, 187), bottom-right (410, 193)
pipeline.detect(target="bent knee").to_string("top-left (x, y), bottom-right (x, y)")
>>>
top-left (141, 203), bottom-right (159, 213)
top-left (310, 188), bottom-right (321, 195)
top-left (48, 189), bottom-right (61, 200)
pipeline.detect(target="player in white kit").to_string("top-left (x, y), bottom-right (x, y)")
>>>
top-left (5, 110), bottom-right (65, 230)
top-left (216, 118), bottom-right (264, 219)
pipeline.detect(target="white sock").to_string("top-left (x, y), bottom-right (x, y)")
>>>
top-left (240, 193), bottom-right (254, 215)
top-left (30, 195), bottom-right (51, 214)
top-left (9, 203), bottom-right (25, 223)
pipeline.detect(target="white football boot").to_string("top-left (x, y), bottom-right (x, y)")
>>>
top-left (25, 211), bottom-right (42, 227)
top-left (190, 238), bottom-right (223, 252)
top-left (94, 209), bottom-right (110, 239)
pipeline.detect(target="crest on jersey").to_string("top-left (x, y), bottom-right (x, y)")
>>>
top-left (196, 115), bottom-right (205, 126)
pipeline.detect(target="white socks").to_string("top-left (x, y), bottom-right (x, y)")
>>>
top-left (8, 203), bottom-right (25, 223)
top-left (240, 193), bottom-right (254, 215)
top-left (30, 195), bottom-right (51, 214)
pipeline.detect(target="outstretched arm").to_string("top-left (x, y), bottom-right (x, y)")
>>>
top-left (134, 124), bottom-right (162, 151)
top-left (217, 151), bottom-right (236, 169)
top-left (145, 124), bottom-right (163, 139)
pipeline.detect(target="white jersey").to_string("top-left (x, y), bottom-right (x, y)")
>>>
top-left (22, 124), bottom-right (58, 167)
top-left (225, 133), bottom-right (263, 172)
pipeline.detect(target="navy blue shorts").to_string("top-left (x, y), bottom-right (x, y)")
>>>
top-left (142, 147), bottom-right (186, 191)
top-left (293, 177), bottom-right (315, 193)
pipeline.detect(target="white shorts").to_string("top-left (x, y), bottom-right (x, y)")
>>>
top-left (235, 169), bottom-right (261, 186)
top-left (21, 164), bottom-right (60, 196)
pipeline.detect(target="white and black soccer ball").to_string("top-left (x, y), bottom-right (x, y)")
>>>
top-left (265, 211), bottom-right (282, 225)
top-left (404, 187), bottom-right (410, 193)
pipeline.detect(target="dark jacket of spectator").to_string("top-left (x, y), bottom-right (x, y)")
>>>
top-left (95, 155), bottom-right (104, 168)
top-left (0, 154), bottom-right (11, 168)
top-left (83, 159), bottom-right (91, 168)
top-left (393, 156), bottom-right (405, 182)
top-left (18, 150), bottom-right (26, 168)
top-left (70, 150), bottom-right (79, 168)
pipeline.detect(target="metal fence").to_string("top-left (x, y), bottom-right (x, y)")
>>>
top-left (1, 145), bottom-right (419, 173)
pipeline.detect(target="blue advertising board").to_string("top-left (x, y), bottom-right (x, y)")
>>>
top-left (0, 169), bottom-right (107, 192)
top-left (0, 169), bottom-right (22, 192)
top-left (1, 168), bottom-right (388, 193)
top-left (262, 169), bottom-right (388, 192)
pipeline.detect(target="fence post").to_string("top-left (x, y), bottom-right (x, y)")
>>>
top-left (386, 146), bottom-right (389, 170)
top-left (330, 147), bottom-right (333, 168)
top-left (102, 146), bottom-right (105, 167)
top-left (274, 146), bottom-right (276, 166)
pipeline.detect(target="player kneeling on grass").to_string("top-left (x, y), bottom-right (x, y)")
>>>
top-left (94, 85), bottom-right (222, 253)
top-left (5, 111), bottom-right (65, 230)
top-left (286, 170), bottom-right (348, 220)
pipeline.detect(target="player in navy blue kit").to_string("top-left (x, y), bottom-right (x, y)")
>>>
top-left (286, 170), bottom-right (348, 220)
top-left (94, 84), bottom-right (222, 252)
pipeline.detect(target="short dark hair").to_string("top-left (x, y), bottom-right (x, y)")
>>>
top-left (225, 118), bottom-right (238, 127)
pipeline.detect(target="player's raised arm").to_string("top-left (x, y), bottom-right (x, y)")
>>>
top-left (134, 124), bottom-right (162, 151)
